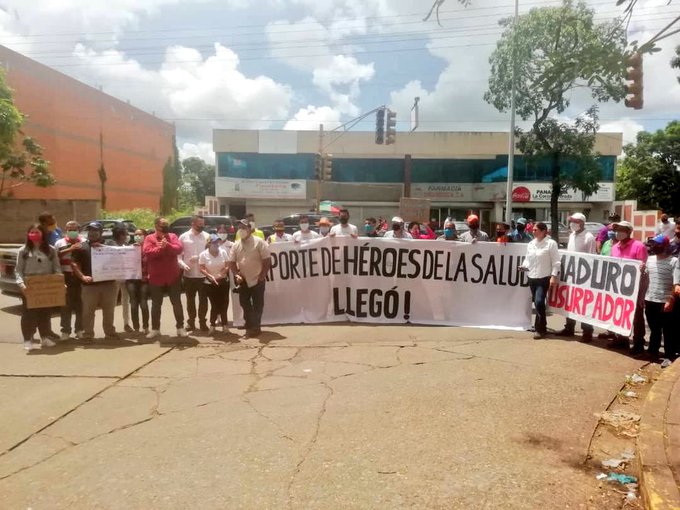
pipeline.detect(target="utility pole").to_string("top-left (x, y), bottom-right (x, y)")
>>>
top-left (316, 123), bottom-right (324, 212)
top-left (504, 0), bottom-right (519, 225)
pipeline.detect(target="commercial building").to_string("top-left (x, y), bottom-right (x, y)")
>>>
top-left (0, 44), bottom-right (175, 212)
top-left (212, 129), bottom-right (622, 229)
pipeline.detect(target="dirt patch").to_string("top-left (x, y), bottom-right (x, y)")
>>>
top-left (584, 363), bottom-right (663, 509)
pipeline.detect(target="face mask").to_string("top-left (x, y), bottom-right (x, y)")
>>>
top-left (607, 230), bottom-right (616, 240)
top-left (67, 230), bottom-right (79, 240)
top-left (28, 232), bottom-right (42, 243)
top-left (218, 233), bottom-right (227, 241)
top-left (340, 217), bottom-right (348, 225)
top-left (517, 225), bottom-right (525, 233)
top-left (88, 232), bottom-right (101, 242)
top-left (569, 222), bottom-right (580, 232)
top-left (299, 223), bottom-right (309, 231)
top-left (496, 230), bottom-right (505, 238)
top-left (615, 231), bottom-right (628, 241)
top-left (392, 223), bottom-right (401, 231)
top-left (364, 224), bottom-right (374, 232)
top-left (652, 245), bottom-right (665, 255)
top-left (134, 235), bottom-right (144, 243)
top-left (320, 226), bottom-right (330, 235)
top-left (444, 228), bottom-right (454, 237)
top-left (469, 224), bottom-right (479, 231)
top-left (249, 221), bottom-right (256, 229)
top-left (275, 228), bottom-right (285, 235)
top-left (160, 226), bottom-right (169, 234)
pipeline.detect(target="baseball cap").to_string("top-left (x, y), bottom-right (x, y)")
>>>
top-left (444, 219), bottom-right (455, 228)
top-left (613, 220), bottom-right (634, 231)
top-left (467, 214), bottom-right (479, 224)
top-left (651, 234), bottom-right (670, 246)
top-left (86, 221), bottom-right (102, 230)
top-left (568, 213), bottom-right (586, 222)
top-left (209, 233), bottom-right (220, 243)
top-left (391, 216), bottom-right (404, 224)
top-left (237, 219), bottom-right (250, 229)
top-left (317, 217), bottom-right (332, 226)
top-left (516, 218), bottom-right (527, 225)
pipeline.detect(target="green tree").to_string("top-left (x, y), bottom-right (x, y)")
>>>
top-left (616, 121), bottom-right (680, 214)
top-left (160, 136), bottom-right (181, 215)
top-left (673, 45), bottom-right (680, 83)
top-left (484, 0), bottom-right (627, 236)
top-left (181, 156), bottom-right (215, 207)
top-left (0, 69), bottom-right (54, 197)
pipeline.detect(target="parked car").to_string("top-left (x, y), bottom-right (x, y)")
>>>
top-left (0, 243), bottom-right (23, 296)
top-left (260, 213), bottom-right (340, 239)
top-left (169, 215), bottom-right (240, 240)
top-left (80, 219), bottom-right (137, 243)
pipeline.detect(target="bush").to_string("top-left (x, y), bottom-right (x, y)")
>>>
top-left (101, 207), bottom-right (194, 231)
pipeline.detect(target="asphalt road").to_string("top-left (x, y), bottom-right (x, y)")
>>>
top-left (0, 291), bottom-right (646, 509)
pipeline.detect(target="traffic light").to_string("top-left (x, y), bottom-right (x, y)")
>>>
top-left (322, 154), bottom-right (332, 181)
top-left (375, 107), bottom-right (385, 144)
top-left (385, 109), bottom-right (397, 145)
top-left (624, 52), bottom-right (643, 110)
top-left (314, 153), bottom-right (323, 179)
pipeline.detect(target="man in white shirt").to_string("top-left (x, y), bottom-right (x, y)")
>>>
top-left (227, 219), bottom-right (272, 339)
top-left (268, 219), bottom-right (293, 244)
top-left (178, 215), bottom-right (210, 331)
top-left (383, 217), bottom-right (413, 239)
top-left (329, 208), bottom-right (359, 237)
top-left (656, 214), bottom-right (676, 239)
top-left (292, 215), bottom-right (321, 244)
top-left (557, 212), bottom-right (596, 342)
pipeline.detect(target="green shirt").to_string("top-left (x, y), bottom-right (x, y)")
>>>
top-left (600, 239), bottom-right (613, 256)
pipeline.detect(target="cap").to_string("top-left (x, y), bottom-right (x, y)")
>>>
top-left (237, 219), bottom-right (250, 229)
top-left (209, 233), bottom-right (220, 243)
top-left (651, 234), bottom-right (670, 246)
top-left (466, 214), bottom-right (479, 224)
top-left (317, 217), bottom-right (332, 226)
top-left (444, 220), bottom-right (455, 228)
top-left (86, 221), bottom-right (102, 230)
top-left (613, 220), bottom-right (634, 231)
top-left (568, 213), bottom-right (586, 222)
top-left (391, 216), bottom-right (404, 224)
top-left (516, 218), bottom-right (527, 225)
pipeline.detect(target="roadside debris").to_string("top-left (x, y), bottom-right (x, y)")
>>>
top-left (660, 358), bottom-right (672, 369)
top-left (624, 391), bottom-right (638, 398)
top-left (606, 472), bottom-right (638, 485)
top-left (595, 411), bottom-right (641, 437)
top-left (625, 373), bottom-right (647, 385)
top-left (601, 450), bottom-right (635, 469)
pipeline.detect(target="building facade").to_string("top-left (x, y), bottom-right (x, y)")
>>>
top-left (1, 44), bottom-right (175, 212)
top-left (213, 129), bottom-right (622, 229)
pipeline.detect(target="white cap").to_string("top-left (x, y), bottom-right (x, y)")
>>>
top-left (391, 216), bottom-right (404, 223)
top-left (568, 212), bottom-right (586, 222)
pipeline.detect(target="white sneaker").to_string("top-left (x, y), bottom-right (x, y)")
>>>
top-left (60, 332), bottom-right (71, 341)
top-left (219, 326), bottom-right (228, 333)
top-left (208, 326), bottom-right (216, 334)
top-left (23, 340), bottom-right (34, 352)
top-left (146, 330), bottom-right (160, 339)
top-left (76, 331), bottom-right (85, 339)
top-left (41, 337), bottom-right (57, 348)
top-left (176, 328), bottom-right (188, 338)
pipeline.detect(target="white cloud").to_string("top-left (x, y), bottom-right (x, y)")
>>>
top-left (312, 55), bottom-right (374, 115)
top-left (599, 118), bottom-right (645, 145)
top-left (179, 141), bottom-right (215, 164)
top-left (284, 105), bottom-right (342, 130)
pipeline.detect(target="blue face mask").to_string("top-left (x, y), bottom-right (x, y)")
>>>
top-left (364, 224), bottom-right (374, 232)
top-left (607, 230), bottom-right (616, 240)
top-left (444, 228), bottom-right (454, 237)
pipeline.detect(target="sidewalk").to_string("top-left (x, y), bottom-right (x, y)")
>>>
top-left (638, 360), bottom-right (680, 509)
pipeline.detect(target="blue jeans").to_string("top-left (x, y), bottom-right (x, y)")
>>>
top-left (529, 277), bottom-right (551, 334)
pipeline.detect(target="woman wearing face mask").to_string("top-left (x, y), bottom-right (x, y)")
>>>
top-left (126, 229), bottom-right (150, 334)
top-left (292, 215), bottom-right (321, 244)
top-left (519, 222), bottom-right (561, 340)
top-left (200, 234), bottom-right (232, 334)
top-left (437, 219), bottom-right (458, 241)
top-left (54, 221), bottom-right (84, 340)
top-left (16, 224), bottom-right (62, 352)
top-left (317, 217), bottom-right (332, 237)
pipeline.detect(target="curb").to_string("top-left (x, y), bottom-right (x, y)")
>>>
top-left (638, 360), bottom-right (680, 510)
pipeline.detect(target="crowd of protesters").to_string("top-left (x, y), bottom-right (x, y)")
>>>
top-left (15, 209), bottom-right (680, 361)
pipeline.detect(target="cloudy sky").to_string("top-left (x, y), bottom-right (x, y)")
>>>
top-left (1, 0), bottom-right (678, 163)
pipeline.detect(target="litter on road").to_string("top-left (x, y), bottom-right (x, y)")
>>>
top-left (606, 473), bottom-right (638, 485)
top-left (625, 373), bottom-right (647, 384)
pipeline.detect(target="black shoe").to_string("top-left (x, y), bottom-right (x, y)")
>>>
top-left (533, 332), bottom-right (544, 340)
top-left (186, 322), bottom-right (196, 332)
top-left (199, 323), bottom-right (209, 332)
top-left (46, 331), bottom-right (60, 340)
top-left (124, 325), bottom-right (134, 333)
top-left (598, 331), bottom-right (614, 340)
top-left (556, 328), bottom-right (575, 337)
top-left (580, 331), bottom-right (593, 343)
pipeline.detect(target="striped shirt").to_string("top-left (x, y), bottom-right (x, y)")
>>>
top-left (645, 255), bottom-right (677, 303)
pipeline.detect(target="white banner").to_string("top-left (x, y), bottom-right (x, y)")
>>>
top-left (91, 245), bottom-right (142, 282)
top-left (216, 177), bottom-right (306, 199)
top-left (231, 238), bottom-right (641, 335)
top-left (548, 252), bottom-right (641, 336)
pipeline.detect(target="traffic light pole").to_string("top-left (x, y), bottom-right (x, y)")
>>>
top-left (316, 123), bottom-right (324, 213)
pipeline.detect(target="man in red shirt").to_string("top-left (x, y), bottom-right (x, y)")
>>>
top-left (143, 217), bottom-right (187, 339)
top-left (611, 220), bottom-right (648, 354)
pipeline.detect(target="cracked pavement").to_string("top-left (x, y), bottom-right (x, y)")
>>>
top-left (0, 297), bottom-right (647, 509)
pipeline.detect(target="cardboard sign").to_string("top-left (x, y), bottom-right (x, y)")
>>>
top-left (399, 197), bottom-right (431, 223)
top-left (24, 273), bottom-right (65, 309)
top-left (91, 245), bottom-right (142, 282)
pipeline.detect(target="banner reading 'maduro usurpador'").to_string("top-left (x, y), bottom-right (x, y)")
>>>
top-left (548, 252), bottom-right (642, 336)
top-left (233, 237), bottom-right (533, 330)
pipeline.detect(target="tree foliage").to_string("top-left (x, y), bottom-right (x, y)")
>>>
top-left (0, 69), bottom-right (54, 197)
top-left (160, 136), bottom-right (181, 214)
top-left (181, 156), bottom-right (216, 207)
top-left (673, 45), bottom-right (680, 84)
top-left (615, 121), bottom-right (680, 215)
top-left (484, 0), bottom-right (627, 236)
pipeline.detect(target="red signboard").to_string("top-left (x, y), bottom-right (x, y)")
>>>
top-left (512, 186), bottom-right (531, 202)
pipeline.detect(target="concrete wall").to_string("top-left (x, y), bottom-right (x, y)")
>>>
top-left (0, 45), bottom-right (175, 211)
top-left (0, 199), bottom-right (99, 243)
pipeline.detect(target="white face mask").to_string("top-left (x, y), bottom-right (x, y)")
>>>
top-left (615, 231), bottom-right (628, 241)
top-left (569, 222), bottom-right (580, 233)
top-left (299, 223), bottom-right (309, 231)
top-left (319, 226), bottom-right (330, 234)
top-left (249, 221), bottom-right (256, 229)
top-left (217, 233), bottom-right (227, 241)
